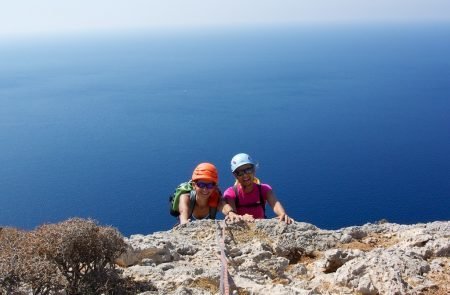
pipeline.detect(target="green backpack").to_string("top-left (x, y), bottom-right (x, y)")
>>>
top-left (169, 181), bottom-right (195, 217)
top-left (169, 180), bottom-right (219, 218)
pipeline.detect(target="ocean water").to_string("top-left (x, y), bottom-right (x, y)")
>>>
top-left (1, 25), bottom-right (449, 236)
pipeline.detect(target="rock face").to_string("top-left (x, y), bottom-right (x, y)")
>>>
top-left (121, 220), bottom-right (450, 294)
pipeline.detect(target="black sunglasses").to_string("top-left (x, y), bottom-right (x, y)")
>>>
top-left (233, 166), bottom-right (254, 177)
top-left (195, 182), bottom-right (216, 189)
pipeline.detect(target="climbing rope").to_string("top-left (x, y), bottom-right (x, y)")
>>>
top-left (216, 220), bottom-right (230, 295)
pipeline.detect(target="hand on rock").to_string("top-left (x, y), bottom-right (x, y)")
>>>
top-left (225, 212), bottom-right (242, 223)
top-left (278, 214), bottom-right (293, 224)
top-left (225, 212), bottom-right (255, 224)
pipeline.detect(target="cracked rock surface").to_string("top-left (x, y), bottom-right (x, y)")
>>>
top-left (121, 220), bottom-right (450, 294)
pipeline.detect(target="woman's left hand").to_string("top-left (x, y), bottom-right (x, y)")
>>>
top-left (225, 211), bottom-right (242, 223)
top-left (225, 212), bottom-right (255, 223)
top-left (278, 213), bottom-right (293, 224)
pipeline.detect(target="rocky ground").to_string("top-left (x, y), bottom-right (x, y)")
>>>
top-left (119, 220), bottom-right (450, 295)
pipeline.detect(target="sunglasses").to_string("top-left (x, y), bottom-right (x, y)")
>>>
top-left (234, 166), bottom-right (254, 177)
top-left (195, 182), bottom-right (216, 189)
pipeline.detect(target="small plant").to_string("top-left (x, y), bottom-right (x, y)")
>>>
top-left (1, 227), bottom-right (64, 294)
top-left (33, 218), bottom-right (127, 294)
top-left (0, 227), bottom-right (26, 294)
top-left (22, 231), bottom-right (66, 295)
top-left (0, 218), bottom-right (156, 295)
top-left (377, 218), bottom-right (389, 224)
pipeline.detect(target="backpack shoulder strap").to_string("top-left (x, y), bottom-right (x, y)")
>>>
top-left (233, 184), bottom-right (240, 208)
top-left (257, 184), bottom-right (266, 218)
top-left (209, 206), bottom-right (217, 219)
top-left (188, 190), bottom-right (196, 218)
top-left (208, 188), bottom-right (222, 219)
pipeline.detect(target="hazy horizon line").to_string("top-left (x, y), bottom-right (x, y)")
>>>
top-left (1, 20), bottom-right (449, 42)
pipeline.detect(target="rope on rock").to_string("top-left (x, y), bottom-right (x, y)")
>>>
top-left (216, 220), bottom-right (230, 295)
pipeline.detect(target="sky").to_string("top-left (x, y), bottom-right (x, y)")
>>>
top-left (1, 0), bottom-right (450, 37)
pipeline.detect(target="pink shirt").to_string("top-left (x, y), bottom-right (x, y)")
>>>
top-left (223, 183), bottom-right (272, 219)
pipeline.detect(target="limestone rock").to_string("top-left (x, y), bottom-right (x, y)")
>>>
top-left (121, 219), bottom-right (450, 295)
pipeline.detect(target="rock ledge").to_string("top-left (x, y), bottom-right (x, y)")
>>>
top-left (121, 220), bottom-right (450, 295)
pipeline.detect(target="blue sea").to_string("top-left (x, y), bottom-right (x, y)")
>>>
top-left (1, 25), bottom-right (449, 236)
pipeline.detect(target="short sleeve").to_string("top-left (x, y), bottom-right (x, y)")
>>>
top-left (223, 187), bottom-right (236, 200)
top-left (260, 183), bottom-right (272, 201)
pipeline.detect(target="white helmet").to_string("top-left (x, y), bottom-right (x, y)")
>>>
top-left (230, 153), bottom-right (256, 172)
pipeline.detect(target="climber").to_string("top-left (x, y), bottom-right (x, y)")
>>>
top-left (175, 162), bottom-right (243, 224)
top-left (222, 153), bottom-right (293, 224)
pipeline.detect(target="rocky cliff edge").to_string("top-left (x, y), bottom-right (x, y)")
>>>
top-left (119, 220), bottom-right (449, 295)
